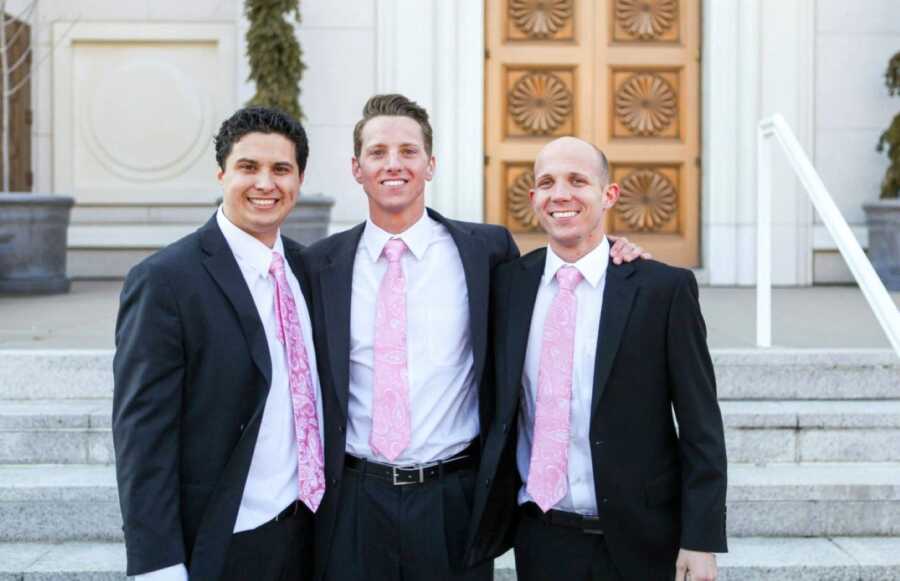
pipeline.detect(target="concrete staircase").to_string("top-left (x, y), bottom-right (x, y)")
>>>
top-left (1, 350), bottom-right (899, 580)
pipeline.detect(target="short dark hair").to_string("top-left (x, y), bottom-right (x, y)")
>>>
top-left (214, 107), bottom-right (309, 173)
top-left (353, 94), bottom-right (433, 158)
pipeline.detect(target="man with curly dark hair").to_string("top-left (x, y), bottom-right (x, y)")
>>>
top-left (113, 106), bottom-right (322, 581)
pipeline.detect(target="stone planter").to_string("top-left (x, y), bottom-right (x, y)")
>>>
top-left (282, 193), bottom-right (335, 245)
top-left (0, 193), bottom-right (75, 295)
top-left (863, 199), bottom-right (900, 291)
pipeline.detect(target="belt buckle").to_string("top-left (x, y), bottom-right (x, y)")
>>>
top-left (392, 466), bottom-right (424, 486)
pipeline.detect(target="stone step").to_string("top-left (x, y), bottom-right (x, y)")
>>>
top-left (2, 538), bottom-right (898, 581)
top-left (715, 349), bottom-right (899, 400)
top-left (722, 400), bottom-right (900, 463)
top-left (0, 464), bottom-right (121, 542)
top-left (3, 462), bottom-right (900, 542)
top-left (0, 400), bottom-right (113, 464)
top-left (0, 351), bottom-right (112, 400)
top-left (2, 349), bottom-right (896, 400)
top-left (728, 462), bottom-right (900, 536)
top-left (6, 398), bottom-right (900, 464)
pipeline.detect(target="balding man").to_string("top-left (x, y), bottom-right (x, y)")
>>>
top-left (464, 137), bottom-right (728, 581)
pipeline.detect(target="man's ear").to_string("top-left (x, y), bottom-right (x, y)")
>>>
top-left (351, 157), bottom-right (363, 184)
top-left (425, 156), bottom-right (436, 181)
top-left (216, 168), bottom-right (225, 184)
top-left (605, 183), bottom-right (621, 209)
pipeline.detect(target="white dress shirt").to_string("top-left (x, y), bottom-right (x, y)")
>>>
top-left (346, 212), bottom-right (477, 464)
top-left (135, 208), bottom-right (324, 581)
top-left (517, 238), bottom-right (610, 515)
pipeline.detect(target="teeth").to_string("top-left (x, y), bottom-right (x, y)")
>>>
top-left (382, 180), bottom-right (405, 187)
top-left (250, 199), bottom-right (276, 207)
top-left (553, 211), bottom-right (578, 218)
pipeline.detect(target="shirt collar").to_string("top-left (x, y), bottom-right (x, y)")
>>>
top-left (216, 206), bottom-right (285, 278)
top-left (542, 236), bottom-right (610, 289)
top-left (362, 211), bottom-right (433, 262)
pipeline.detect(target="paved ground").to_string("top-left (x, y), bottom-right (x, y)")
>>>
top-left (0, 281), bottom-right (898, 350)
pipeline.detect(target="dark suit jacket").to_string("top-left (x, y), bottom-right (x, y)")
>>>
top-left (112, 215), bottom-right (311, 580)
top-left (301, 208), bottom-right (518, 580)
top-left (466, 247), bottom-right (728, 580)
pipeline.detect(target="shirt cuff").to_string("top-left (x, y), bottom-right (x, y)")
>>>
top-left (133, 563), bottom-right (188, 581)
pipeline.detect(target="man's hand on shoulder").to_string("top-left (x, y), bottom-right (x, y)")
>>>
top-left (608, 235), bottom-right (652, 264)
top-left (676, 549), bottom-right (717, 581)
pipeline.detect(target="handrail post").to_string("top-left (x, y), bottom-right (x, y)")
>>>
top-left (756, 122), bottom-right (772, 348)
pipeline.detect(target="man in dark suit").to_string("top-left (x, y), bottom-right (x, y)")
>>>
top-left (113, 107), bottom-right (324, 581)
top-left (303, 96), bottom-right (644, 581)
top-left (466, 136), bottom-right (728, 581)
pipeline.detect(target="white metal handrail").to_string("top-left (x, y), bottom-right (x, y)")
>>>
top-left (757, 114), bottom-right (900, 357)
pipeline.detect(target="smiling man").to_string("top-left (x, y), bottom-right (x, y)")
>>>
top-left (302, 96), bottom-right (646, 581)
top-left (113, 107), bottom-right (323, 581)
top-left (469, 136), bottom-right (728, 581)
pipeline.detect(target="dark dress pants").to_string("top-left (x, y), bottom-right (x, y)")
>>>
top-left (322, 464), bottom-right (492, 581)
top-left (221, 503), bottom-right (314, 581)
top-left (513, 506), bottom-right (624, 581)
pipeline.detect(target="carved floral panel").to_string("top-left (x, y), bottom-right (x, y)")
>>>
top-left (504, 163), bottom-right (543, 232)
top-left (505, 67), bottom-right (576, 138)
top-left (507, 0), bottom-right (575, 41)
top-left (611, 68), bottom-right (680, 139)
top-left (610, 164), bottom-right (680, 233)
top-left (612, 0), bottom-right (680, 43)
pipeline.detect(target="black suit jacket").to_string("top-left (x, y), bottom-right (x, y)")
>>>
top-left (467, 247), bottom-right (728, 580)
top-left (301, 208), bottom-right (518, 580)
top-left (112, 215), bottom-right (311, 580)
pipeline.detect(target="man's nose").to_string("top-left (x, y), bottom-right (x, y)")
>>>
top-left (255, 171), bottom-right (275, 191)
top-left (549, 183), bottom-right (572, 201)
top-left (385, 150), bottom-right (401, 170)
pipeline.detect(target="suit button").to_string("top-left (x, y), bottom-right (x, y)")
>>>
top-left (594, 440), bottom-right (604, 446)
top-left (502, 423), bottom-right (509, 434)
top-left (485, 478), bottom-right (491, 487)
top-left (331, 478), bottom-right (339, 486)
top-left (338, 425), bottom-right (344, 433)
top-left (602, 497), bottom-right (609, 504)
top-left (239, 424), bottom-right (245, 432)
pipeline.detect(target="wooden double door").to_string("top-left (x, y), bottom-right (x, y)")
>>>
top-left (485, 0), bottom-right (701, 266)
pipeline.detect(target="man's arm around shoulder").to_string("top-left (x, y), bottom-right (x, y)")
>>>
top-left (112, 262), bottom-right (187, 576)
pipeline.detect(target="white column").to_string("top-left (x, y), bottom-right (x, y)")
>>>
top-left (374, 0), bottom-right (483, 222)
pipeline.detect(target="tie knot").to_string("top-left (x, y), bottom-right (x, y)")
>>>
top-left (556, 265), bottom-right (583, 291)
top-left (269, 251), bottom-right (285, 276)
top-left (382, 238), bottom-right (407, 263)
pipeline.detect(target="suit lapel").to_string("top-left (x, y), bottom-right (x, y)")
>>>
top-left (283, 238), bottom-right (312, 314)
top-left (429, 209), bottom-right (491, 383)
top-left (317, 224), bottom-right (364, 422)
top-left (503, 250), bottom-right (545, 412)
top-left (590, 261), bottom-right (638, 418)
top-left (200, 217), bottom-right (272, 387)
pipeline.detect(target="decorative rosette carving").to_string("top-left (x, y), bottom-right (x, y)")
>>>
top-left (615, 0), bottom-right (678, 40)
top-left (616, 169), bottom-right (677, 231)
top-left (508, 170), bottom-right (541, 230)
top-left (509, 72), bottom-right (573, 135)
top-left (509, 0), bottom-right (574, 39)
top-left (615, 73), bottom-right (677, 136)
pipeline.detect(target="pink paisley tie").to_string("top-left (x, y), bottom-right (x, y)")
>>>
top-left (370, 238), bottom-right (412, 462)
top-left (269, 252), bottom-right (325, 512)
top-left (527, 265), bottom-right (583, 512)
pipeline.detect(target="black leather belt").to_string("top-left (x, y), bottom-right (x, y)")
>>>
top-left (345, 442), bottom-right (478, 486)
top-left (522, 502), bottom-right (604, 534)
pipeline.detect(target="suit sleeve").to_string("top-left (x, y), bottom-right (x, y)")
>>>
top-left (666, 269), bottom-right (728, 553)
top-left (112, 262), bottom-right (187, 575)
